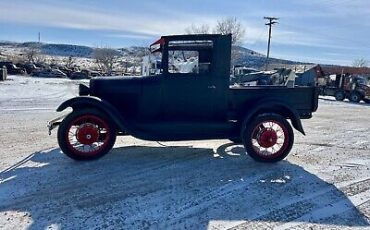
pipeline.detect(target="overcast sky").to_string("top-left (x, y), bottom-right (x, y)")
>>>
top-left (0, 0), bottom-right (369, 65)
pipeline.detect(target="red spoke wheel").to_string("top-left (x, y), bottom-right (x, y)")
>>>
top-left (242, 113), bottom-right (294, 163)
top-left (58, 109), bottom-right (116, 161)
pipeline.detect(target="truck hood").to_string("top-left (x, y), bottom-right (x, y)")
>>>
top-left (359, 83), bottom-right (370, 89)
top-left (90, 76), bottom-right (143, 96)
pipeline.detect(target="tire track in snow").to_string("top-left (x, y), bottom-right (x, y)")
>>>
top-left (0, 147), bottom-right (210, 209)
top-left (151, 170), bottom-right (275, 228)
top-left (1, 146), bottom-right (276, 229)
top-left (156, 174), bottom-right (370, 229)
top-left (229, 177), bottom-right (370, 229)
top-left (276, 192), bottom-right (370, 230)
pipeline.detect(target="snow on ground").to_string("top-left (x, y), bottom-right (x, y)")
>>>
top-left (0, 75), bottom-right (79, 112)
top-left (0, 76), bottom-right (369, 230)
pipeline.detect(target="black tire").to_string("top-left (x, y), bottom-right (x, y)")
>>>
top-left (364, 99), bottom-right (370, 104)
top-left (334, 91), bottom-right (345, 101)
top-left (57, 109), bottom-right (116, 161)
top-left (349, 92), bottom-right (361, 103)
top-left (242, 113), bottom-right (294, 163)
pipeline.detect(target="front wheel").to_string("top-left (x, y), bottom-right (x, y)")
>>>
top-left (57, 109), bottom-right (116, 161)
top-left (349, 92), bottom-right (362, 103)
top-left (242, 114), bottom-right (294, 163)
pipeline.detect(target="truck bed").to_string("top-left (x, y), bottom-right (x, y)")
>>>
top-left (229, 85), bottom-right (318, 119)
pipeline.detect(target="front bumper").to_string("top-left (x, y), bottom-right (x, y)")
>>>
top-left (47, 114), bottom-right (67, 135)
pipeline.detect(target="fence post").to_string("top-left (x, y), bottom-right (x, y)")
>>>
top-left (0, 66), bottom-right (7, 81)
top-left (0, 67), bottom-right (3, 81)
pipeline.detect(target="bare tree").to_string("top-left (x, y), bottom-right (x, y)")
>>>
top-left (6, 53), bottom-right (25, 64)
top-left (65, 56), bottom-right (77, 69)
top-left (93, 48), bottom-right (120, 75)
top-left (353, 58), bottom-right (368, 67)
top-left (120, 60), bottom-right (130, 74)
top-left (25, 47), bottom-right (40, 63)
top-left (34, 54), bottom-right (46, 65)
top-left (213, 17), bottom-right (245, 46)
top-left (185, 24), bottom-right (210, 34)
top-left (134, 53), bottom-right (145, 76)
top-left (213, 17), bottom-right (246, 66)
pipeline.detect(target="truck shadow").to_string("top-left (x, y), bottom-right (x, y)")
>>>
top-left (0, 143), bottom-right (369, 229)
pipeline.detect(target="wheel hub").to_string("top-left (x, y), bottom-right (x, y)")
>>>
top-left (258, 129), bottom-right (278, 148)
top-left (76, 123), bottom-right (99, 145)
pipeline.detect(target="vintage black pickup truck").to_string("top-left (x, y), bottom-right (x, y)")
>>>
top-left (49, 34), bottom-right (318, 162)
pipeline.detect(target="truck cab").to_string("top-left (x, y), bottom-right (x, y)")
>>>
top-left (51, 34), bottom-right (319, 163)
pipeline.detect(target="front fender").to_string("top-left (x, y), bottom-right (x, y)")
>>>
top-left (56, 96), bottom-right (162, 140)
top-left (57, 96), bottom-right (103, 112)
top-left (241, 99), bottom-right (305, 135)
top-left (57, 96), bottom-right (126, 131)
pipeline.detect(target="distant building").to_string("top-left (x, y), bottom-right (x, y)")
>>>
top-left (321, 66), bottom-right (370, 80)
top-left (295, 65), bottom-right (324, 86)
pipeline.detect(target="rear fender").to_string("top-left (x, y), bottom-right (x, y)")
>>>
top-left (241, 99), bottom-right (305, 135)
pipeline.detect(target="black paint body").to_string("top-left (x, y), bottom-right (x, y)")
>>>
top-left (57, 34), bottom-right (319, 141)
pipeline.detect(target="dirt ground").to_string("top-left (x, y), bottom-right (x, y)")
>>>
top-left (0, 76), bottom-right (369, 229)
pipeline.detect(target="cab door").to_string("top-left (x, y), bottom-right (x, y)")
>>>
top-left (163, 73), bottom-right (217, 121)
top-left (162, 43), bottom-right (227, 121)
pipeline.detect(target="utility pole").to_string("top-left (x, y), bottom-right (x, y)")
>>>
top-left (264, 17), bottom-right (278, 70)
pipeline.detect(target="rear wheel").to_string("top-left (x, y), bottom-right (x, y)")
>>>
top-left (57, 109), bottom-right (116, 161)
top-left (242, 114), bottom-right (294, 163)
top-left (335, 91), bottom-right (345, 101)
top-left (349, 92), bottom-right (361, 103)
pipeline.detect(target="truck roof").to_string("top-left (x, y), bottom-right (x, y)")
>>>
top-left (150, 34), bottom-right (231, 53)
top-left (161, 34), bottom-right (230, 40)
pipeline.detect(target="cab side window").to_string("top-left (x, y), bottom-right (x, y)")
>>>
top-left (168, 50), bottom-right (199, 74)
top-left (167, 40), bottom-right (213, 75)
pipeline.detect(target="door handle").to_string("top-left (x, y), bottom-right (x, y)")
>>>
top-left (208, 85), bottom-right (216, 89)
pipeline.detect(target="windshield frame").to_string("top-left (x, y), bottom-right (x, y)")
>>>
top-left (356, 76), bottom-right (368, 85)
top-left (150, 37), bottom-right (165, 53)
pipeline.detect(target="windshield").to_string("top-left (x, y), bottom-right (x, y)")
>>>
top-left (356, 77), bottom-right (369, 85)
top-left (142, 53), bottom-right (162, 76)
top-left (141, 38), bottom-right (165, 76)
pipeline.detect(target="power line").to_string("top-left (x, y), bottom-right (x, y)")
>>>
top-left (264, 17), bottom-right (279, 70)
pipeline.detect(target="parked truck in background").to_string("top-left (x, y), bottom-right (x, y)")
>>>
top-left (320, 74), bottom-right (370, 103)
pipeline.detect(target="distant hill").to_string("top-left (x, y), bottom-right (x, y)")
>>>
top-left (0, 41), bottom-right (94, 58)
top-left (0, 41), bottom-right (310, 69)
top-left (40, 44), bottom-right (94, 58)
top-left (233, 46), bottom-right (310, 69)
top-left (118, 46), bottom-right (149, 59)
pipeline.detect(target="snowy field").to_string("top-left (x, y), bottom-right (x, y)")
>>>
top-left (0, 76), bottom-right (369, 230)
